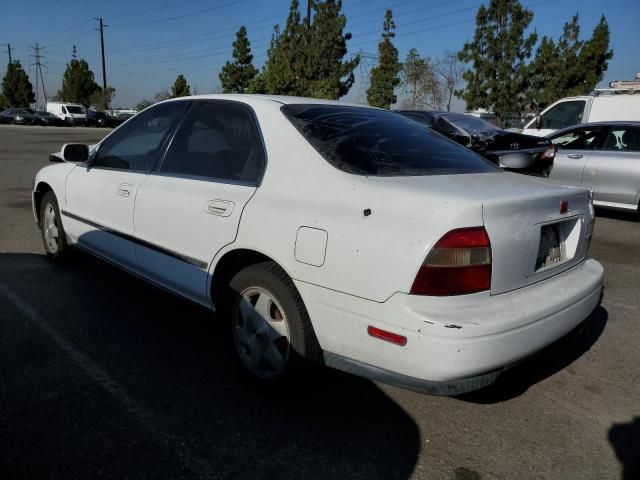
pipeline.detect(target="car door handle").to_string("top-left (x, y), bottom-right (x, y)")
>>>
top-left (204, 200), bottom-right (234, 217)
top-left (567, 154), bottom-right (583, 159)
top-left (116, 183), bottom-right (133, 197)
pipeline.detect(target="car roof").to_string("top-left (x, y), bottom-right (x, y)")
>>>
top-left (547, 121), bottom-right (640, 138)
top-left (161, 93), bottom-right (371, 109)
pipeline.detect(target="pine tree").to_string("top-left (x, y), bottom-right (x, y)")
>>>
top-left (457, 0), bottom-right (537, 123)
top-left (1, 61), bottom-right (35, 107)
top-left (529, 14), bottom-right (613, 109)
top-left (171, 74), bottom-right (190, 97)
top-left (219, 26), bottom-right (258, 93)
top-left (367, 10), bottom-right (401, 109)
top-left (264, 2), bottom-right (307, 95)
top-left (58, 58), bottom-right (100, 107)
top-left (305, 0), bottom-right (360, 99)
top-left (578, 16), bottom-right (613, 93)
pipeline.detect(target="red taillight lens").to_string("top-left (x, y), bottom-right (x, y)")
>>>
top-left (367, 326), bottom-right (407, 346)
top-left (538, 144), bottom-right (556, 160)
top-left (411, 227), bottom-right (491, 296)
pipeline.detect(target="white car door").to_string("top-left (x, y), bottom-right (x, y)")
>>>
top-left (547, 125), bottom-right (605, 188)
top-left (133, 100), bottom-right (266, 305)
top-left (63, 101), bottom-right (189, 268)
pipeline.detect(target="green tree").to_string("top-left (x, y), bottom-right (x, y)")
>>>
top-left (577, 16), bottom-right (613, 94)
top-left (219, 26), bottom-right (258, 93)
top-left (367, 10), bottom-right (401, 109)
top-left (264, 2), bottom-right (307, 95)
top-left (247, 70), bottom-right (268, 94)
top-left (135, 99), bottom-right (153, 111)
top-left (305, 0), bottom-right (360, 99)
top-left (58, 58), bottom-right (100, 107)
top-left (0, 92), bottom-right (8, 109)
top-left (529, 14), bottom-right (613, 109)
top-left (1, 61), bottom-right (35, 107)
top-left (401, 48), bottom-right (442, 109)
top-left (171, 74), bottom-right (190, 97)
top-left (89, 86), bottom-right (116, 110)
top-left (457, 0), bottom-right (537, 123)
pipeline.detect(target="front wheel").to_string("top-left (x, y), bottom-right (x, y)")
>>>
top-left (40, 191), bottom-right (67, 259)
top-left (226, 262), bottom-right (322, 382)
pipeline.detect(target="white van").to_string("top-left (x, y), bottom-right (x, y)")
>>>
top-left (46, 102), bottom-right (87, 126)
top-left (523, 89), bottom-right (640, 137)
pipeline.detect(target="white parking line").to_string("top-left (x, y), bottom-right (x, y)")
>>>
top-left (0, 283), bottom-right (215, 478)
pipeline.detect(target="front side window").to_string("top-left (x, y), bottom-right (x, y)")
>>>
top-left (67, 106), bottom-right (84, 114)
top-left (601, 127), bottom-right (640, 152)
top-left (282, 104), bottom-right (498, 176)
top-left (159, 101), bottom-right (265, 184)
top-left (93, 101), bottom-right (188, 171)
top-left (550, 127), bottom-right (603, 150)
top-left (62, 106), bottom-right (68, 114)
top-left (540, 101), bottom-right (586, 130)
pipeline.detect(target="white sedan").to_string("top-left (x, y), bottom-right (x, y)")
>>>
top-left (32, 95), bottom-right (603, 395)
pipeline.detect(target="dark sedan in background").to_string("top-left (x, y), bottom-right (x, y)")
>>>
top-left (397, 110), bottom-right (556, 177)
top-left (31, 110), bottom-right (65, 126)
top-left (86, 110), bottom-right (122, 128)
top-left (0, 108), bottom-right (36, 125)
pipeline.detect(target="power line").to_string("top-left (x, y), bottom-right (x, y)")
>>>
top-left (112, 0), bottom-right (246, 28)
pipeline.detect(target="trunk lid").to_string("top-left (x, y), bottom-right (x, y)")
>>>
top-left (369, 172), bottom-right (593, 295)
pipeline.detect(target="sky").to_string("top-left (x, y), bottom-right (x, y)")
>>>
top-left (1, 0), bottom-right (638, 110)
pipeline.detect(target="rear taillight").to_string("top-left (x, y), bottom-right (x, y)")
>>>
top-left (410, 227), bottom-right (492, 296)
top-left (538, 144), bottom-right (556, 160)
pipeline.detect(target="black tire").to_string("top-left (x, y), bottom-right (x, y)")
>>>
top-left (39, 191), bottom-right (68, 259)
top-left (224, 261), bottom-right (322, 382)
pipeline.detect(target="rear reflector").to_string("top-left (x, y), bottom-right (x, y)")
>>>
top-left (411, 227), bottom-right (492, 296)
top-left (367, 326), bottom-right (407, 346)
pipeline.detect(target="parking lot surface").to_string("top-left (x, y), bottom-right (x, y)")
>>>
top-left (1, 124), bottom-right (638, 479)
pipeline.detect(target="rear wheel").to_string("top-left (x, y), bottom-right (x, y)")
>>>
top-left (40, 191), bottom-right (67, 259)
top-left (226, 262), bottom-right (321, 381)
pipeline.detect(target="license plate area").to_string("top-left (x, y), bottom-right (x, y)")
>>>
top-left (533, 218), bottom-right (581, 274)
top-left (536, 224), bottom-right (564, 270)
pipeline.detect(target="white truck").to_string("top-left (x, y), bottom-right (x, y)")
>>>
top-left (46, 102), bottom-right (87, 126)
top-left (523, 77), bottom-right (640, 137)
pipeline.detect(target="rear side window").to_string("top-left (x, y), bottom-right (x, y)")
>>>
top-left (601, 126), bottom-right (640, 152)
top-left (282, 104), bottom-right (498, 176)
top-left (160, 101), bottom-right (265, 184)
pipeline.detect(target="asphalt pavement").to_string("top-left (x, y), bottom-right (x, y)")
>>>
top-left (0, 124), bottom-right (638, 479)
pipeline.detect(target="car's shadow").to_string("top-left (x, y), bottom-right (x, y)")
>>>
top-left (0, 252), bottom-right (420, 479)
top-left (458, 304), bottom-right (607, 404)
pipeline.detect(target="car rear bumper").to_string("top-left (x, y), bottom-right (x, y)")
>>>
top-left (296, 257), bottom-right (603, 393)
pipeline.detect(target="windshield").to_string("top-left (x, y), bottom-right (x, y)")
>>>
top-left (440, 113), bottom-right (497, 132)
top-left (67, 106), bottom-right (84, 114)
top-left (282, 104), bottom-right (499, 176)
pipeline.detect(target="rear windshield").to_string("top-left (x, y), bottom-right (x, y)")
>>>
top-left (281, 104), bottom-right (498, 176)
top-left (439, 113), bottom-right (498, 132)
top-left (67, 106), bottom-right (84, 114)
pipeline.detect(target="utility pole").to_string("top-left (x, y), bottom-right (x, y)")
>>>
top-left (29, 42), bottom-right (47, 110)
top-left (306, 0), bottom-right (312, 29)
top-left (95, 17), bottom-right (108, 92)
top-left (6, 44), bottom-right (12, 63)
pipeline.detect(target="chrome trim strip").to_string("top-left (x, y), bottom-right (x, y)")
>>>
top-left (61, 210), bottom-right (208, 270)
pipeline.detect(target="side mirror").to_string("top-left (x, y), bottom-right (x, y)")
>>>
top-left (62, 143), bottom-right (89, 163)
top-left (535, 115), bottom-right (542, 130)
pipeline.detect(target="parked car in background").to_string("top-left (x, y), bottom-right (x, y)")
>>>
top-left (114, 112), bottom-right (134, 124)
top-left (0, 108), bottom-right (36, 125)
top-left (32, 110), bottom-right (65, 126)
top-left (86, 110), bottom-right (119, 128)
top-left (32, 95), bottom-right (602, 395)
top-left (398, 110), bottom-right (556, 176)
top-left (523, 89), bottom-right (640, 137)
top-left (545, 122), bottom-right (640, 213)
top-left (46, 102), bottom-right (87, 126)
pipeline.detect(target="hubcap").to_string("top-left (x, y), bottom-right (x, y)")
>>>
top-left (43, 204), bottom-right (59, 253)
top-left (232, 287), bottom-right (291, 379)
